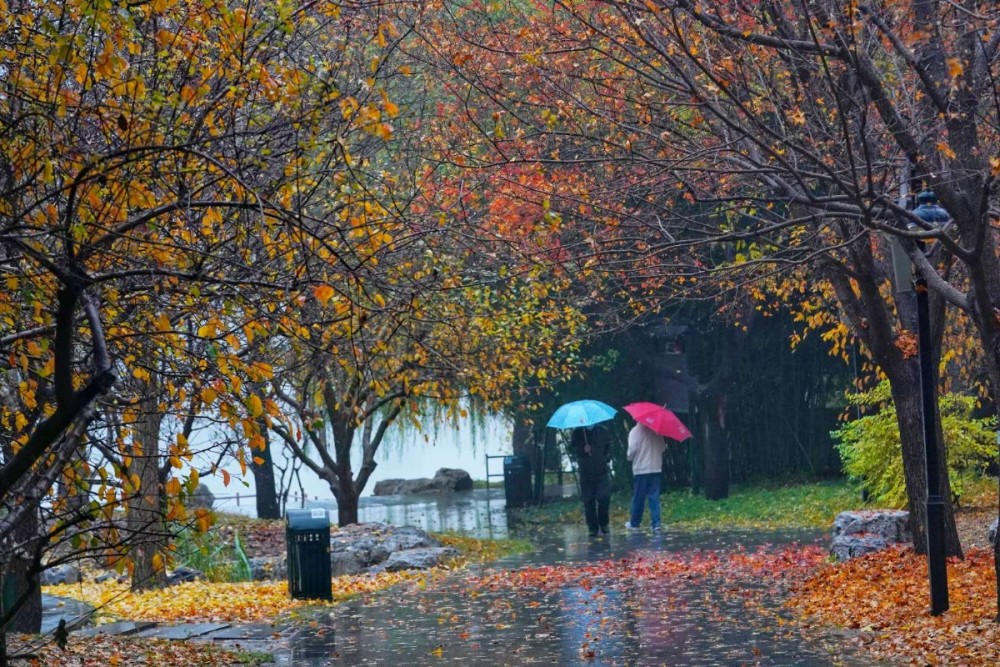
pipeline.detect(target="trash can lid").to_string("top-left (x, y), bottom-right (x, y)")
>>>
top-left (286, 508), bottom-right (330, 530)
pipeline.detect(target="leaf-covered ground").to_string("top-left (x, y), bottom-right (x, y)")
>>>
top-left (36, 482), bottom-right (1000, 665)
top-left (467, 544), bottom-right (827, 592)
top-left (789, 545), bottom-right (999, 666)
top-left (44, 572), bottom-right (423, 624)
top-left (8, 634), bottom-right (269, 667)
top-left (315, 542), bottom-right (861, 665)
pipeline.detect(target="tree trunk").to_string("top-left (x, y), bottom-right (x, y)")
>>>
top-left (700, 392), bottom-right (730, 501)
top-left (331, 450), bottom-right (359, 526)
top-left (336, 491), bottom-right (359, 526)
top-left (888, 372), bottom-right (962, 557)
top-left (511, 419), bottom-right (533, 458)
top-left (251, 422), bottom-right (280, 520)
top-left (128, 395), bottom-right (166, 591)
top-left (3, 508), bottom-right (41, 633)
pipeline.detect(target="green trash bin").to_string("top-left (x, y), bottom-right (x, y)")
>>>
top-left (286, 508), bottom-right (332, 600)
top-left (503, 455), bottom-right (532, 508)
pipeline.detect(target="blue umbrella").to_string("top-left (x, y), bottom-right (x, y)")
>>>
top-left (546, 400), bottom-right (617, 429)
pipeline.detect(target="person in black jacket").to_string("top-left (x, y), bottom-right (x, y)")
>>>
top-left (570, 424), bottom-right (612, 537)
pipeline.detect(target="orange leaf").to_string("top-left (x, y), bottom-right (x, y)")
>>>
top-left (313, 284), bottom-right (335, 305)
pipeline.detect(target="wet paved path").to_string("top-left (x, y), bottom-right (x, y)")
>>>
top-left (270, 526), bottom-right (878, 666)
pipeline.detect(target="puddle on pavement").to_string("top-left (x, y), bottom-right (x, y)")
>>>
top-left (274, 526), bottom-right (879, 666)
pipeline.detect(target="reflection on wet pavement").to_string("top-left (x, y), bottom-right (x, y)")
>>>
top-left (274, 525), bottom-right (878, 666)
top-left (308, 488), bottom-right (511, 538)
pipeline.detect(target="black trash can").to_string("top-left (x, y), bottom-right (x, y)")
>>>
top-left (503, 455), bottom-right (532, 508)
top-left (286, 508), bottom-right (332, 600)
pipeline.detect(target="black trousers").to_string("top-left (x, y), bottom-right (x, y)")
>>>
top-left (580, 473), bottom-right (611, 533)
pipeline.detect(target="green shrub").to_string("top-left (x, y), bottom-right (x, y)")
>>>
top-left (833, 380), bottom-right (996, 507)
top-left (173, 525), bottom-right (252, 583)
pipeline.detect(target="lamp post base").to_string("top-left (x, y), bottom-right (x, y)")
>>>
top-left (926, 495), bottom-right (950, 615)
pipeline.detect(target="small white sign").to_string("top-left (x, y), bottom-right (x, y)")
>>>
top-left (310, 508), bottom-right (327, 520)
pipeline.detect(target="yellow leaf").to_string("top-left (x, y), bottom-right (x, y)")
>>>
top-left (201, 387), bottom-right (218, 405)
top-left (249, 395), bottom-right (264, 417)
top-left (152, 553), bottom-right (164, 573)
top-left (947, 57), bottom-right (964, 78)
top-left (155, 313), bottom-right (171, 333)
top-left (936, 142), bottom-right (957, 160)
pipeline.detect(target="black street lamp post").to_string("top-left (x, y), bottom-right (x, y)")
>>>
top-left (909, 190), bottom-right (951, 616)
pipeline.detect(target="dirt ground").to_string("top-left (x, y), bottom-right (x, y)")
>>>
top-left (956, 505), bottom-right (996, 551)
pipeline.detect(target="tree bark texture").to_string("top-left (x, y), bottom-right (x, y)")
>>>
top-left (128, 395), bottom-right (166, 591)
top-left (700, 392), bottom-right (730, 501)
top-left (2, 509), bottom-right (41, 633)
top-left (251, 422), bottom-right (280, 520)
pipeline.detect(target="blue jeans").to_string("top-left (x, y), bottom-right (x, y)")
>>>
top-left (629, 473), bottom-right (662, 529)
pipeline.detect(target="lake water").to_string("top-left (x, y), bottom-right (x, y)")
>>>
top-left (200, 414), bottom-right (519, 522)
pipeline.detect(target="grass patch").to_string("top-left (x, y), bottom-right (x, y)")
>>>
top-left (233, 649), bottom-right (274, 665)
top-left (521, 479), bottom-right (864, 530)
top-left (434, 532), bottom-right (534, 563)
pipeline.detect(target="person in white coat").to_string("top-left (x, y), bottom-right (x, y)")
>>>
top-left (625, 423), bottom-right (666, 531)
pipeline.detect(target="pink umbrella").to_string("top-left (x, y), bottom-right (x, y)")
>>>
top-left (623, 402), bottom-right (693, 441)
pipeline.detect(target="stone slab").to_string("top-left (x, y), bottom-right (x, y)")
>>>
top-left (206, 624), bottom-right (285, 641)
top-left (134, 622), bottom-right (231, 640)
top-left (77, 621), bottom-right (157, 637)
top-left (40, 594), bottom-right (94, 634)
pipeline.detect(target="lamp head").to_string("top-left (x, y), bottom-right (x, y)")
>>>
top-left (916, 190), bottom-right (937, 205)
top-left (911, 190), bottom-right (950, 227)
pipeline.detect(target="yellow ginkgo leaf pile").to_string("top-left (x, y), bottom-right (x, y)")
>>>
top-left (45, 572), bottom-right (422, 624)
top-left (9, 634), bottom-right (262, 667)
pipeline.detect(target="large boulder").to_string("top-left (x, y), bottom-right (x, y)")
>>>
top-left (188, 483), bottom-right (215, 510)
top-left (329, 550), bottom-right (365, 577)
top-left (165, 566), bottom-right (204, 586)
top-left (373, 468), bottom-right (473, 496)
top-left (373, 477), bottom-right (439, 496)
top-left (433, 468), bottom-right (473, 492)
top-left (328, 522), bottom-right (441, 571)
top-left (831, 509), bottom-right (911, 561)
top-left (248, 556), bottom-right (287, 582)
top-left (40, 564), bottom-right (81, 586)
top-left (372, 547), bottom-right (460, 572)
